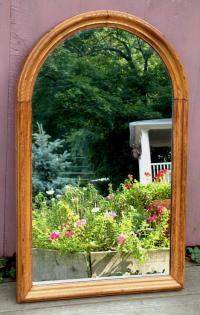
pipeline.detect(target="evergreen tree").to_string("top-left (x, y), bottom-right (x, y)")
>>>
top-left (32, 124), bottom-right (73, 195)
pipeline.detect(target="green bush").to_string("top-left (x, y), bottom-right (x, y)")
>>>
top-left (188, 247), bottom-right (200, 263)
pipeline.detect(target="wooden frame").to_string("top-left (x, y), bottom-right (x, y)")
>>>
top-left (16, 10), bottom-right (188, 303)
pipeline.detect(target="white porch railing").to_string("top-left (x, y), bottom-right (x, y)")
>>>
top-left (151, 162), bottom-right (172, 183)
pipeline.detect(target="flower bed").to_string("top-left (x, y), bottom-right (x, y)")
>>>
top-left (32, 176), bottom-right (171, 277)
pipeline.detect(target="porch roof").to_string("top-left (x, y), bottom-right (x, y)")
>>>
top-left (129, 118), bottom-right (172, 146)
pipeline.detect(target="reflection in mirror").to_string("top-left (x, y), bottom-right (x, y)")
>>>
top-left (32, 27), bottom-right (172, 283)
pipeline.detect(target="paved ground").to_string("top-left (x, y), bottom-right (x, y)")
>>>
top-left (0, 262), bottom-right (200, 315)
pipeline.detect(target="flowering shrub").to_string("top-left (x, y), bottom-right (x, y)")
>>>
top-left (153, 169), bottom-right (169, 182)
top-left (32, 177), bottom-right (170, 262)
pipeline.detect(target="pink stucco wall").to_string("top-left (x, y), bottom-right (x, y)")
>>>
top-left (0, 0), bottom-right (200, 256)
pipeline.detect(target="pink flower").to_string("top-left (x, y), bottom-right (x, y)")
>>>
top-left (65, 231), bottom-right (76, 238)
top-left (50, 231), bottom-right (60, 241)
top-left (106, 194), bottom-right (114, 200)
top-left (61, 223), bottom-right (68, 229)
top-left (106, 211), bottom-right (117, 219)
top-left (116, 234), bottom-right (127, 245)
top-left (75, 219), bottom-right (87, 228)
top-left (157, 206), bottom-right (164, 214)
top-left (147, 214), bottom-right (158, 223)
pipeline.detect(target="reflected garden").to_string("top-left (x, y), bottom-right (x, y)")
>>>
top-left (31, 27), bottom-right (172, 282)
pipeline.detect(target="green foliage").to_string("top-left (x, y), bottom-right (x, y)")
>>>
top-left (0, 256), bottom-right (16, 283)
top-left (188, 247), bottom-right (200, 263)
top-left (0, 257), bottom-right (7, 283)
top-left (32, 124), bottom-right (73, 195)
top-left (0, 257), bottom-right (7, 269)
top-left (32, 28), bottom-right (172, 187)
top-left (7, 267), bottom-right (16, 279)
top-left (32, 180), bottom-right (170, 262)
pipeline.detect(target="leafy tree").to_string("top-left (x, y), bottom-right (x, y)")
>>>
top-left (32, 28), bottom-right (172, 189)
top-left (32, 124), bottom-right (73, 195)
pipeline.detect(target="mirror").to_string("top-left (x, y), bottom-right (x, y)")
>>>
top-left (31, 27), bottom-right (172, 283)
top-left (16, 11), bottom-right (188, 302)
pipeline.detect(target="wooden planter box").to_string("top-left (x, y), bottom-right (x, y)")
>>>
top-left (32, 248), bottom-right (90, 282)
top-left (32, 248), bottom-right (170, 281)
top-left (90, 249), bottom-right (170, 277)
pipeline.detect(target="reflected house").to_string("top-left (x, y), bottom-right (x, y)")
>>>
top-left (129, 119), bottom-right (172, 184)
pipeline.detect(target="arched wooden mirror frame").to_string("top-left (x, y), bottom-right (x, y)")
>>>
top-left (16, 10), bottom-right (188, 303)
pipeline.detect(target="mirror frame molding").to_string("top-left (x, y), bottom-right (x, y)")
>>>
top-left (16, 10), bottom-right (188, 303)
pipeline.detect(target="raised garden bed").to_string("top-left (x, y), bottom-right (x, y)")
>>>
top-left (90, 249), bottom-right (169, 277)
top-left (32, 248), bottom-right (170, 282)
top-left (32, 249), bottom-right (90, 281)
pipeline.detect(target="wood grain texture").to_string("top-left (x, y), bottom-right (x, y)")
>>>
top-left (16, 10), bottom-right (188, 303)
top-left (16, 101), bottom-right (32, 302)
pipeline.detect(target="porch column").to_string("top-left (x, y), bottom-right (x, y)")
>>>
top-left (139, 129), bottom-right (152, 184)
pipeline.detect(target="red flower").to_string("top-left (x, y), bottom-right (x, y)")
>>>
top-left (147, 214), bottom-right (158, 223)
top-left (124, 183), bottom-right (135, 189)
top-left (153, 169), bottom-right (168, 181)
top-left (65, 231), bottom-right (76, 238)
top-left (157, 205), bottom-right (164, 214)
top-left (157, 169), bottom-right (168, 177)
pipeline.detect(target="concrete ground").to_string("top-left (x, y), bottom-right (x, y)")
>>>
top-left (0, 262), bottom-right (200, 315)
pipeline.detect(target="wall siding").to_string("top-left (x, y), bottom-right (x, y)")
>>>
top-left (0, 0), bottom-right (11, 256)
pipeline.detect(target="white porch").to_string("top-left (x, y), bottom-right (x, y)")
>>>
top-left (129, 119), bottom-right (172, 184)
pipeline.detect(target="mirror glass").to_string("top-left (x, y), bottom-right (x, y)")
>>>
top-left (31, 27), bottom-right (172, 283)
